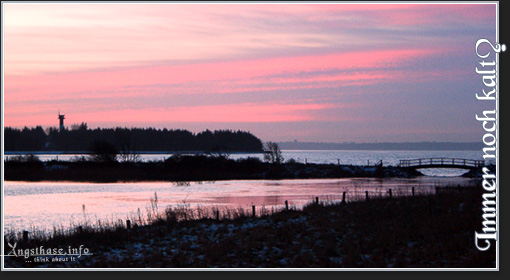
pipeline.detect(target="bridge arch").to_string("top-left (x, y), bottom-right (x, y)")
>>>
top-left (398, 158), bottom-right (484, 170)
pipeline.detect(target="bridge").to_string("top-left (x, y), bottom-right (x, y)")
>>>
top-left (398, 158), bottom-right (484, 170)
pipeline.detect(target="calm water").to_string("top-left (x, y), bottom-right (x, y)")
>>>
top-left (6, 149), bottom-right (486, 176)
top-left (4, 150), bottom-right (485, 234)
top-left (4, 177), bottom-right (477, 234)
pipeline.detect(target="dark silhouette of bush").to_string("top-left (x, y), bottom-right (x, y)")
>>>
top-left (4, 154), bottom-right (45, 181)
top-left (89, 140), bottom-right (118, 162)
top-left (375, 160), bottom-right (384, 177)
top-left (263, 142), bottom-right (284, 165)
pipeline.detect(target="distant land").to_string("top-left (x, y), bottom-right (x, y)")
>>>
top-left (277, 141), bottom-right (483, 151)
top-left (4, 126), bottom-right (263, 153)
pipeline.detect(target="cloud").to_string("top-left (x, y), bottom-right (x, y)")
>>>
top-left (4, 103), bottom-right (339, 127)
top-left (3, 3), bottom-right (494, 75)
top-left (2, 3), bottom-right (497, 142)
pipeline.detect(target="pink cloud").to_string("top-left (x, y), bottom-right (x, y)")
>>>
top-left (4, 3), bottom-right (494, 77)
top-left (3, 47), bottom-right (443, 128)
top-left (5, 103), bottom-right (338, 127)
top-left (3, 3), bottom-right (496, 143)
top-left (370, 4), bottom-right (495, 26)
top-left (4, 48), bottom-right (435, 100)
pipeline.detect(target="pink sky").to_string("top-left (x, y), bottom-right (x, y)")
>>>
top-left (2, 2), bottom-right (497, 142)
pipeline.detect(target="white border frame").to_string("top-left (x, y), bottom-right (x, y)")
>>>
top-left (0, 0), bottom-right (500, 271)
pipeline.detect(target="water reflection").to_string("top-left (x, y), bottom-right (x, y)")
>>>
top-left (4, 177), bottom-right (477, 234)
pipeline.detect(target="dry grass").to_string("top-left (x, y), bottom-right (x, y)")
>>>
top-left (4, 186), bottom-right (495, 268)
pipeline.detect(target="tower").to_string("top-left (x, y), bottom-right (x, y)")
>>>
top-left (58, 111), bottom-right (65, 132)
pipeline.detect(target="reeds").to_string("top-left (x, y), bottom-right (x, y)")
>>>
top-left (5, 184), bottom-right (494, 268)
top-left (3, 183), bottom-right (474, 244)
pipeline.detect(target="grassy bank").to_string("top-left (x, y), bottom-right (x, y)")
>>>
top-left (4, 186), bottom-right (495, 268)
top-left (4, 154), bottom-right (424, 182)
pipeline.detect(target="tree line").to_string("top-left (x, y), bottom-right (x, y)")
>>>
top-left (4, 124), bottom-right (264, 153)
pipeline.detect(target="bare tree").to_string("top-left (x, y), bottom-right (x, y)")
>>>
top-left (263, 142), bottom-right (284, 165)
top-left (89, 140), bottom-right (118, 162)
top-left (116, 129), bottom-right (141, 163)
top-left (118, 142), bottom-right (141, 163)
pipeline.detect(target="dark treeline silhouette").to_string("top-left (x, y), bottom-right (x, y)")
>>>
top-left (4, 124), bottom-right (263, 152)
top-left (4, 126), bottom-right (47, 151)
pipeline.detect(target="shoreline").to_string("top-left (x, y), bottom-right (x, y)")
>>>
top-left (4, 154), bottom-right (432, 183)
top-left (5, 176), bottom-right (478, 236)
top-left (3, 186), bottom-right (495, 268)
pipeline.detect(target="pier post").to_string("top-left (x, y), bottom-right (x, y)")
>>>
top-left (365, 191), bottom-right (369, 201)
top-left (412, 187), bottom-right (415, 197)
top-left (342, 192), bottom-right (346, 203)
top-left (216, 210), bottom-right (220, 220)
top-left (78, 226), bottom-right (83, 233)
top-left (252, 205), bottom-right (256, 217)
top-left (285, 200), bottom-right (289, 211)
top-left (388, 189), bottom-right (392, 199)
top-left (126, 220), bottom-right (131, 230)
top-left (315, 197), bottom-right (319, 204)
top-left (22, 231), bottom-right (29, 241)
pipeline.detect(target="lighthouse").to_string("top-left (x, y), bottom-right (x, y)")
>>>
top-left (58, 111), bottom-right (65, 132)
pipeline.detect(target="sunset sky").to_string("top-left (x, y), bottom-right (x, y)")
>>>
top-left (2, 2), bottom-right (497, 142)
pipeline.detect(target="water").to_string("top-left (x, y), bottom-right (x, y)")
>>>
top-left (4, 150), bottom-right (485, 234)
top-left (6, 149), bottom-right (485, 176)
top-left (4, 177), bottom-right (477, 235)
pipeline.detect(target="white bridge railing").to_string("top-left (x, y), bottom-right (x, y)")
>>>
top-left (398, 158), bottom-right (485, 168)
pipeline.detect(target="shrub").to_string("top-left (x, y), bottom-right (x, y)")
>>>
top-left (88, 140), bottom-right (118, 162)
